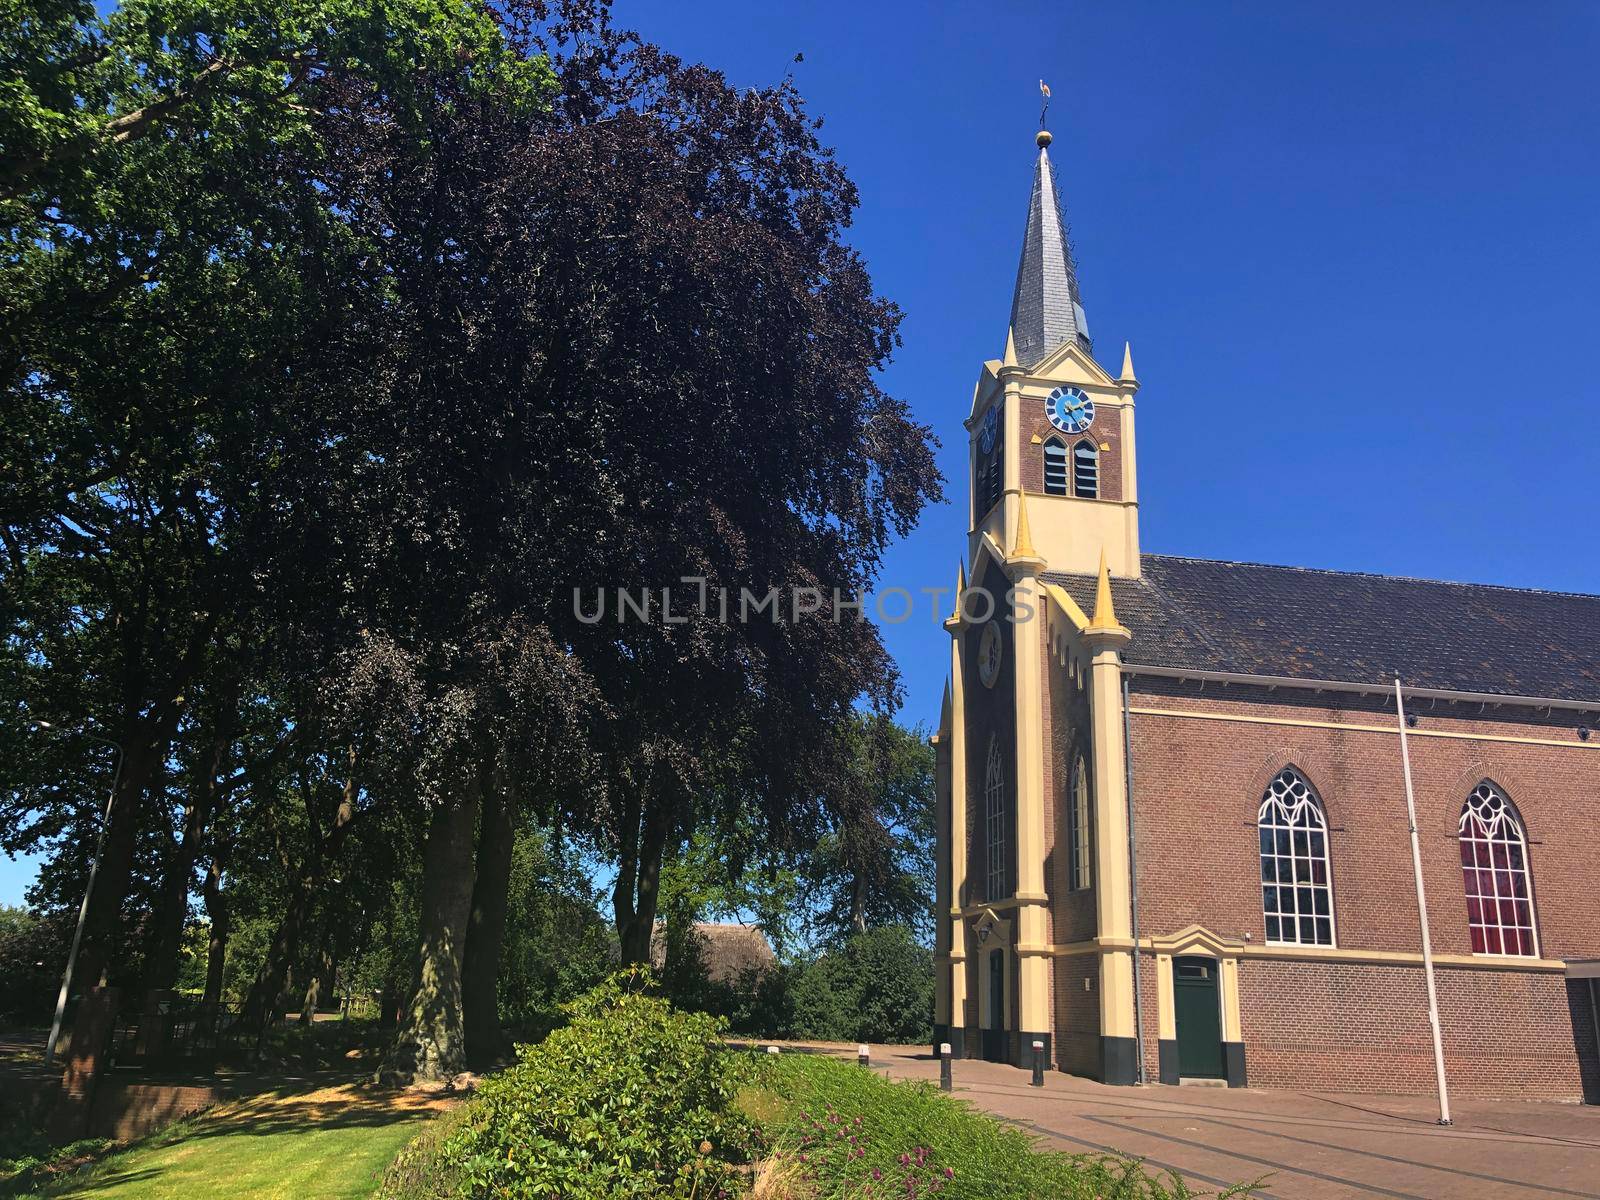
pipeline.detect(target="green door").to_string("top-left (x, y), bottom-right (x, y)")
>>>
top-left (1173, 956), bottom-right (1224, 1079)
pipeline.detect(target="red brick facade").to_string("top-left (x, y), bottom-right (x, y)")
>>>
top-left (1120, 677), bottom-right (1599, 1098)
top-left (1016, 397), bottom-right (1125, 504)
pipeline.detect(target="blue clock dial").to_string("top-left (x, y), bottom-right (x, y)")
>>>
top-left (1045, 386), bottom-right (1095, 434)
top-left (978, 405), bottom-right (999, 453)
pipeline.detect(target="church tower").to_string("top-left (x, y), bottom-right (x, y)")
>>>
top-left (968, 129), bottom-right (1142, 578)
top-left (935, 118), bottom-right (1142, 1080)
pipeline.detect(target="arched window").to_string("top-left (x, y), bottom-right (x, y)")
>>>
top-left (1258, 768), bottom-right (1335, 946)
top-left (1068, 755), bottom-right (1091, 890)
top-left (1459, 783), bottom-right (1537, 956)
top-left (979, 443), bottom-right (1003, 515)
top-left (1072, 439), bottom-right (1098, 498)
top-left (985, 735), bottom-right (1006, 899)
top-left (1043, 437), bottom-right (1069, 496)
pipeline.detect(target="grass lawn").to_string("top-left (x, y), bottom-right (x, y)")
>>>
top-left (12, 1083), bottom-right (448, 1200)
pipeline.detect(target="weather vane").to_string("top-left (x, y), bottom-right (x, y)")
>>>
top-left (1039, 79), bottom-right (1051, 129)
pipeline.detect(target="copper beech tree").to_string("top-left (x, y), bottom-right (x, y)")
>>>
top-left (3, 0), bottom-right (938, 1083)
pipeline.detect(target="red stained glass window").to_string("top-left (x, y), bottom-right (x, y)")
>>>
top-left (1459, 783), bottom-right (1537, 958)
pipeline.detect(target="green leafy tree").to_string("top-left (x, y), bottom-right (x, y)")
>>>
top-left (806, 714), bottom-right (936, 945)
top-left (1, 0), bottom-right (555, 992)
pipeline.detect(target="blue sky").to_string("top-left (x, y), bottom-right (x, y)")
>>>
top-left (621, 0), bottom-right (1600, 731)
top-left (5, 2), bottom-right (1599, 905)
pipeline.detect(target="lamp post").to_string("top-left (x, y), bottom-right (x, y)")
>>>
top-left (31, 719), bottom-right (123, 1067)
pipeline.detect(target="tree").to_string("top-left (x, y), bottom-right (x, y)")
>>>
top-left (805, 714), bottom-right (936, 946)
top-left (1, 0), bottom-right (555, 993)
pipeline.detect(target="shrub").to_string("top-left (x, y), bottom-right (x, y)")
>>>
top-left (788, 927), bottom-right (932, 1045)
top-left (0, 906), bottom-right (69, 1026)
top-left (446, 969), bottom-right (764, 1199)
top-left (376, 1103), bottom-right (475, 1200)
top-left (765, 1054), bottom-right (1260, 1199)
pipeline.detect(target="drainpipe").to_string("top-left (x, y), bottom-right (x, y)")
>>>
top-left (1122, 674), bottom-right (1145, 1084)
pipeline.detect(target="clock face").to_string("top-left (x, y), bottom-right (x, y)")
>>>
top-left (1046, 386), bottom-right (1095, 434)
top-left (978, 622), bottom-right (1003, 688)
top-left (978, 405), bottom-right (999, 453)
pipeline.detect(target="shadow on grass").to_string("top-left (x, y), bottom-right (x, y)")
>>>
top-left (155, 1080), bottom-right (455, 1142)
top-left (3, 1076), bottom-right (453, 1198)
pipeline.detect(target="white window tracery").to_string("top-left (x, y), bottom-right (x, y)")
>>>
top-left (1258, 768), bottom-right (1335, 946)
top-left (1459, 782), bottom-right (1538, 957)
top-left (1069, 755), bottom-right (1091, 890)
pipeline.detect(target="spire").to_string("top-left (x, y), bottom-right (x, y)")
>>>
top-left (1008, 127), bottom-right (1091, 367)
top-left (1119, 341), bottom-right (1137, 386)
top-left (1011, 492), bottom-right (1037, 561)
top-left (1002, 325), bottom-right (1019, 369)
top-left (1088, 549), bottom-right (1118, 630)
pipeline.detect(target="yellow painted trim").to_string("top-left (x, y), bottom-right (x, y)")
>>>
top-left (1032, 935), bottom-right (1566, 973)
top-left (954, 894), bottom-right (1050, 919)
top-left (1155, 953), bottom-right (1175, 1041)
top-left (1238, 943), bottom-right (1568, 973)
top-left (1127, 705), bottom-right (1597, 752)
top-left (1219, 957), bottom-right (1243, 1041)
top-left (1042, 583), bottom-right (1090, 632)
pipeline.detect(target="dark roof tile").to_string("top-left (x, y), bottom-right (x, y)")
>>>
top-left (1044, 555), bottom-right (1600, 703)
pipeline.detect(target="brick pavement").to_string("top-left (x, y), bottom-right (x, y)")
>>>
top-left (832, 1044), bottom-right (1600, 1199)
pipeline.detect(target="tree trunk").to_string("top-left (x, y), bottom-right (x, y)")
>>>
top-left (300, 943), bottom-right (333, 1024)
top-left (462, 766), bottom-right (515, 1069)
top-left (146, 718), bottom-right (232, 992)
top-left (613, 794), bottom-right (670, 966)
top-left (242, 750), bottom-right (359, 1030)
top-left (75, 733), bottom-right (161, 990)
top-left (201, 855), bottom-right (229, 1007)
top-left (383, 784), bottom-right (482, 1083)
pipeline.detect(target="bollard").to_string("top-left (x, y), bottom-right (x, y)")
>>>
top-left (857, 1043), bottom-right (870, 1068)
top-left (766, 1045), bottom-right (781, 1056)
top-left (939, 1042), bottom-right (953, 1091)
top-left (1031, 1039), bottom-right (1045, 1087)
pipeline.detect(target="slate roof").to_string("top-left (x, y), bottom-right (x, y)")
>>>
top-left (1009, 139), bottom-right (1091, 365)
top-left (1044, 555), bottom-right (1600, 705)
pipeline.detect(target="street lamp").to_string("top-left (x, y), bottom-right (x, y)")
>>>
top-left (29, 719), bottom-right (123, 1067)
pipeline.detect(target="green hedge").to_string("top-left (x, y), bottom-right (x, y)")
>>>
top-left (378, 974), bottom-right (1259, 1200)
top-left (442, 970), bottom-right (763, 1199)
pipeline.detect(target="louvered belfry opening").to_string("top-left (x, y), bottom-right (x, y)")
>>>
top-left (1043, 437), bottom-right (1069, 495)
top-left (1072, 439), bottom-right (1098, 498)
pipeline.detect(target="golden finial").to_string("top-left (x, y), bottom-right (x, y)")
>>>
top-left (1090, 549), bottom-right (1117, 629)
top-left (1012, 493), bottom-right (1038, 561)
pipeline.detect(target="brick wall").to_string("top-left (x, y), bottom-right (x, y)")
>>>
top-left (1053, 955), bottom-right (1101, 1077)
top-left (1046, 646), bottom-right (1097, 944)
top-left (1126, 677), bottom-right (1599, 1098)
top-left (1018, 398), bottom-right (1124, 502)
top-left (1240, 959), bottom-right (1584, 1098)
top-left (963, 560), bottom-right (1017, 906)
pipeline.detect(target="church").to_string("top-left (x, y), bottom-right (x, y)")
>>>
top-left (931, 125), bottom-right (1600, 1100)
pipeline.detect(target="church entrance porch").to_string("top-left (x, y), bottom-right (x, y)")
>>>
top-left (1173, 956), bottom-right (1225, 1080)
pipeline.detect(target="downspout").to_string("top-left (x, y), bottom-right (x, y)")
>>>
top-left (1122, 674), bottom-right (1145, 1084)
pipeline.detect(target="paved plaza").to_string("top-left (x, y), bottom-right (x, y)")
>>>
top-left (839, 1045), bottom-right (1600, 1199)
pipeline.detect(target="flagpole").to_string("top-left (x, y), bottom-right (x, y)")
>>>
top-left (1394, 676), bottom-right (1452, 1126)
